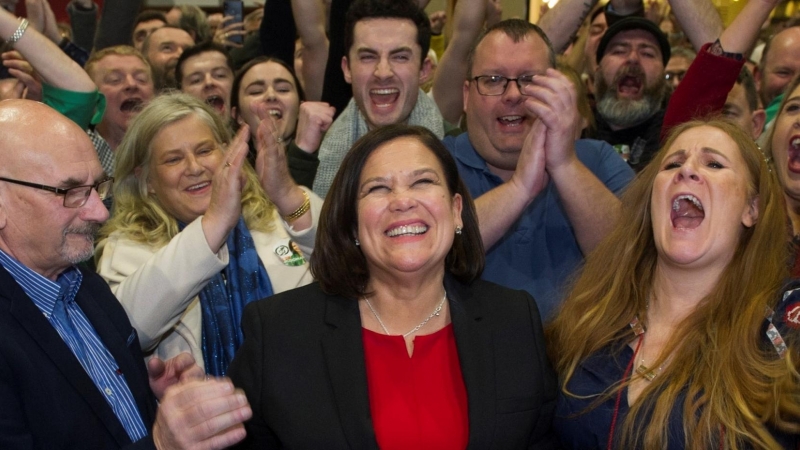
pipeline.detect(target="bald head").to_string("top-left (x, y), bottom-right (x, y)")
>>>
top-left (0, 100), bottom-right (108, 280)
top-left (757, 26), bottom-right (800, 107)
top-left (0, 100), bottom-right (96, 175)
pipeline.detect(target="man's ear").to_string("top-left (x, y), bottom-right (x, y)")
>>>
top-left (418, 55), bottom-right (434, 84)
top-left (462, 79), bottom-right (470, 115)
top-left (0, 200), bottom-right (7, 230)
top-left (751, 109), bottom-right (766, 139)
top-left (753, 65), bottom-right (763, 96)
top-left (342, 56), bottom-right (352, 84)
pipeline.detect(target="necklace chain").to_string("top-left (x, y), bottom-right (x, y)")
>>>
top-left (630, 315), bottom-right (664, 382)
top-left (364, 291), bottom-right (447, 337)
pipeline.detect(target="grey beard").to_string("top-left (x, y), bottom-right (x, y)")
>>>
top-left (594, 68), bottom-right (667, 129)
top-left (60, 223), bottom-right (101, 265)
top-left (596, 91), bottom-right (663, 129)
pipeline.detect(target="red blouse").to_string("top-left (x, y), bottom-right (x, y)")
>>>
top-left (362, 324), bottom-right (469, 450)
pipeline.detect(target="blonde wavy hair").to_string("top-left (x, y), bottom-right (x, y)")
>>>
top-left (100, 92), bottom-right (275, 247)
top-left (548, 119), bottom-right (800, 449)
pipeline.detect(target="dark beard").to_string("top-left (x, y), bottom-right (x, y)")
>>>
top-left (152, 62), bottom-right (178, 92)
top-left (595, 65), bottom-right (667, 129)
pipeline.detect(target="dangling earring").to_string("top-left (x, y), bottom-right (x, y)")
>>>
top-left (455, 226), bottom-right (462, 235)
top-left (355, 238), bottom-right (360, 246)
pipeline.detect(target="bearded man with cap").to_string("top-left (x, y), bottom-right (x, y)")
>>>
top-left (589, 17), bottom-right (673, 171)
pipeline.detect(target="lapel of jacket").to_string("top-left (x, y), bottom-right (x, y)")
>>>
top-left (76, 269), bottom-right (158, 428)
top-left (446, 276), bottom-right (497, 449)
top-left (321, 292), bottom-right (379, 450)
top-left (0, 266), bottom-right (133, 447)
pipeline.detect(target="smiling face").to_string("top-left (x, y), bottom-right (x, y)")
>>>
top-left (145, 27), bottom-right (195, 90)
top-left (650, 126), bottom-right (757, 273)
top-left (463, 31), bottom-right (551, 177)
top-left (757, 27), bottom-right (800, 108)
top-left (235, 61), bottom-right (301, 140)
top-left (770, 83), bottom-right (800, 207)
top-left (180, 51), bottom-right (234, 118)
top-left (146, 114), bottom-right (224, 224)
top-left (91, 54), bottom-right (155, 136)
top-left (356, 136), bottom-right (463, 280)
top-left (343, 18), bottom-right (429, 130)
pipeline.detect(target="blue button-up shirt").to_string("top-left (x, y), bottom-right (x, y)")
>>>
top-left (0, 249), bottom-right (148, 442)
top-left (442, 133), bottom-right (635, 320)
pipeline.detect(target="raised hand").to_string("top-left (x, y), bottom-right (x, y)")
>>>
top-left (2, 51), bottom-right (41, 101)
top-left (213, 15), bottom-right (247, 48)
top-left (521, 68), bottom-right (581, 174)
top-left (294, 101), bottom-right (335, 154)
top-left (254, 103), bottom-right (296, 201)
top-left (254, 104), bottom-right (312, 230)
top-left (201, 124), bottom-right (251, 253)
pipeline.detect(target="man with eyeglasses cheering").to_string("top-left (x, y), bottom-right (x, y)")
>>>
top-left (442, 19), bottom-right (634, 320)
top-left (0, 100), bottom-right (251, 449)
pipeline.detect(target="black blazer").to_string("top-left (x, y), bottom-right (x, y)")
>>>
top-left (228, 276), bottom-right (559, 449)
top-left (0, 265), bottom-right (158, 449)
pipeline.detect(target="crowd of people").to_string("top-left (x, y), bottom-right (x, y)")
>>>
top-left (1, 0), bottom-right (800, 448)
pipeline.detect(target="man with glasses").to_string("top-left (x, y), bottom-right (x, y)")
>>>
top-left (443, 19), bottom-right (633, 320)
top-left (0, 100), bottom-right (250, 449)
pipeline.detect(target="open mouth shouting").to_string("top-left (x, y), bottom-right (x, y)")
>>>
top-left (120, 97), bottom-right (145, 113)
top-left (205, 95), bottom-right (226, 114)
top-left (788, 135), bottom-right (800, 174)
top-left (613, 65), bottom-right (645, 99)
top-left (617, 75), bottom-right (642, 96)
top-left (671, 193), bottom-right (704, 229)
top-left (370, 88), bottom-right (400, 108)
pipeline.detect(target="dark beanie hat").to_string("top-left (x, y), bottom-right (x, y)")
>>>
top-left (596, 17), bottom-right (671, 66)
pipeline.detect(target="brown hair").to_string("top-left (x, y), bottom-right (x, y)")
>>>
top-left (467, 19), bottom-right (556, 79)
top-left (548, 119), bottom-right (799, 449)
top-left (311, 124), bottom-right (484, 300)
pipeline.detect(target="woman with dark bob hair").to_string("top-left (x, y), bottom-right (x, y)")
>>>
top-left (550, 119), bottom-right (800, 449)
top-left (228, 124), bottom-right (559, 448)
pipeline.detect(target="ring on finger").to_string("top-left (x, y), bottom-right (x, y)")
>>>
top-left (225, 161), bottom-right (232, 167)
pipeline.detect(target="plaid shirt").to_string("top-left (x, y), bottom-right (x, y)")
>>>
top-left (89, 128), bottom-right (115, 177)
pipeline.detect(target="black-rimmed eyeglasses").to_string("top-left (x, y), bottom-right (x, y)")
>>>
top-left (472, 75), bottom-right (536, 96)
top-left (0, 177), bottom-right (114, 208)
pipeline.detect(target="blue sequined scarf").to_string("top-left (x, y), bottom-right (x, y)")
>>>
top-left (196, 217), bottom-right (273, 376)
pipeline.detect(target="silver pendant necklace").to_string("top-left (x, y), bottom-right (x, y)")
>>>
top-left (364, 291), bottom-right (447, 337)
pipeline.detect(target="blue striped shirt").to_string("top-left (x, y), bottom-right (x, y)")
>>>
top-left (0, 250), bottom-right (148, 442)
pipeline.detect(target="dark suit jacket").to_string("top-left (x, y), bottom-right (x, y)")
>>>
top-left (228, 276), bottom-right (559, 449)
top-left (0, 265), bottom-right (158, 449)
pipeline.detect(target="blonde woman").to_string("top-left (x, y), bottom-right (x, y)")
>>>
top-left (97, 93), bottom-right (321, 375)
